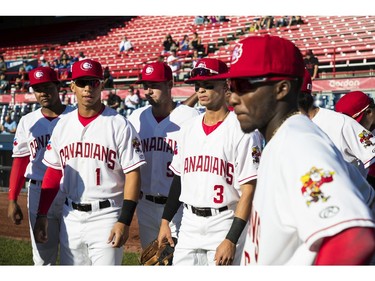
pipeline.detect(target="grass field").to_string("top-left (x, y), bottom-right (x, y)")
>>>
top-left (0, 237), bottom-right (140, 265)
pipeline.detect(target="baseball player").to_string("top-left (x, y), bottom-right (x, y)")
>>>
top-left (298, 69), bottom-right (375, 178)
top-left (7, 66), bottom-right (74, 265)
top-left (335, 91), bottom-right (375, 184)
top-left (157, 58), bottom-right (263, 266)
top-left (33, 59), bottom-right (146, 265)
top-left (127, 62), bottom-right (199, 250)
top-left (214, 35), bottom-right (375, 265)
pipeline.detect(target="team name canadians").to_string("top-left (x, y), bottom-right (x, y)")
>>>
top-left (59, 142), bottom-right (117, 169)
top-left (30, 134), bottom-right (50, 158)
top-left (184, 155), bottom-right (234, 184)
top-left (142, 137), bottom-right (176, 154)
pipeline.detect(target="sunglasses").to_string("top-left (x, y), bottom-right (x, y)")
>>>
top-left (230, 77), bottom-right (297, 94)
top-left (32, 83), bottom-right (56, 93)
top-left (74, 79), bottom-right (102, 88)
top-left (190, 67), bottom-right (218, 78)
top-left (194, 83), bottom-right (216, 92)
top-left (143, 82), bottom-right (166, 90)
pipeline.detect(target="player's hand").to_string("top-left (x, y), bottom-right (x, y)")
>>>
top-left (157, 219), bottom-right (174, 248)
top-left (8, 201), bottom-right (24, 225)
top-left (108, 222), bottom-right (129, 248)
top-left (214, 239), bottom-right (236, 266)
top-left (33, 215), bottom-right (48, 243)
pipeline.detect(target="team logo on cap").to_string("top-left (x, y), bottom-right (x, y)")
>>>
top-left (34, 70), bottom-right (44, 80)
top-left (196, 62), bottom-right (207, 68)
top-left (145, 66), bottom-right (154, 75)
top-left (81, 61), bottom-right (93, 71)
top-left (300, 167), bottom-right (333, 206)
top-left (231, 43), bottom-right (243, 65)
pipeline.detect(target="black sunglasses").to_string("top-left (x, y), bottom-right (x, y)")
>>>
top-left (230, 77), bottom-right (297, 94)
top-left (74, 79), bottom-right (102, 88)
top-left (190, 67), bottom-right (218, 78)
top-left (194, 83), bottom-right (216, 92)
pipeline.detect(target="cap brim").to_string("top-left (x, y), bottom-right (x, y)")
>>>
top-left (185, 75), bottom-right (228, 84)
top-left (135, 79), bottom-right (168, 84)
top-left (355, 112), bottom-right (365, 123)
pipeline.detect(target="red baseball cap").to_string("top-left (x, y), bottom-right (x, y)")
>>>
top-left (135, 62), bottom-right (172, 83)
top-left (301, 68), bottom-right (312, 94)
top-left (185, 58), bottom-right (228, 83)
top-left (29, 67), bottom-right (59, 86)
top-left (71, 59), bottom-right (103, 80)
top-left (335, 91), bottom-right (372, 122)
top-left (212, 35), bottom-right (305, 80)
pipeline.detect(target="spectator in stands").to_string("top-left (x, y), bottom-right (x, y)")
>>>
top-left (72, 51), bottom-right (86, 63)
top-left (57, 59), bottom-right (71, 83)
top-left (0, 113), bottom-right (17, 134)
top-left (194, 16), bottom-right (204, 25)
top-left (260, 16), bottom-right (274, 29)
top-left (124, 85), bottom-right (140, 113)
top-left (39, 58), bottom-right (50, 67)
top-left (162, 34), bottom-right (177, 54)
top-left (288, 16), bottom-right (304, 27)
top-left (167, 50), bottom-right (181, 81)
top-left (218, 16), bottom-right (230, 22)
top-left (0, 72), bottom-right (9, 94)
top-left (157, 55), bottom-right (165, 63)
top-left (103, 66), bottom-right (114, 89)
top-left (107, 90), bottom-right (122, 111)
top-left (119, 36), bottom-right (134, 53)
top-left (191, 49), bottom-right (201, 68)
top-left (59, 49), bottom-right (71, 62)
top-left (189, 32), bottom-right (202, 53)
top-left (179, 35), bottom-right (190, 51)
top-left (304, 49), bottom-right (319, 80)
top-left (248, 21), bottom-right (260, 32)
top-left (22, 60), bottom-right (34, 72)
top-left (15, 66), bottom-right (29, 92)
top-left (0, 55), bottom-right (7, 72)
top-left (276, 16), bottom-right (290, 27)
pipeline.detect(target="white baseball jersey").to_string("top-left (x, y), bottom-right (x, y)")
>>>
top-left (170, 111), bottom-right (263, 208)
top-left (43, 106), bottom-right (146, 205)
top-left (12, 105), bottom-right (75, 181)
top-left (127, 104), bottom-right (199, 196)
top-left (312, 107), bottom-right (375, 177)
top-left (245, 114), bottom-right (375, 265)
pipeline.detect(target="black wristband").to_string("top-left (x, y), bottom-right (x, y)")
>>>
top-left (118, 199), bottom-right (137, 226)
top-left (225, 217), bottom-right (247, 244)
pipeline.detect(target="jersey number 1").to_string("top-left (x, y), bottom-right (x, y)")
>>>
top-left (96, 168), bottom-right (101, 185)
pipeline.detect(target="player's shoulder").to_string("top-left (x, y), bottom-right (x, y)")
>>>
top-left (175, 103), bottom-right (200, 115)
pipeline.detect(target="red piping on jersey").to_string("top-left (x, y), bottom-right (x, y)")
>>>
top-left (238, 175), bottom-right (257, 185)
top-left (305, 218), bottom-right (375, 244)
top-left (123, 160), bottom-right (146, 173)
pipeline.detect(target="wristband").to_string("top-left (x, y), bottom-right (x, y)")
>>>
top-left (225, 217), bottom-right (247, 244)
top-left (118, 199), bottom-right (137, 226)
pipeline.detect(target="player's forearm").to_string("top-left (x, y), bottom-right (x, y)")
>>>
top-left (123, 168), bottom-right (141, 202)
top-left (38, 167), bottom-right (62, 215)
top-left (234, 180), bottom-right (256, 221)
top-left (162, 175), bottom-right (182, 222)
top-left (225, 181), bottom-right (256, 244)
top-left (118, 168), bottom-right (141, 226)
top-left (8, 157), bottom-right (29, 201)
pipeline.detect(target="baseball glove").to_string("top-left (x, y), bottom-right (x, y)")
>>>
top-left (139, 237), bottom-right (177, 265)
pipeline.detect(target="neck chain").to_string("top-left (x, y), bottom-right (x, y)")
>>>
top-left (272, 111), bottom-right (302, 137)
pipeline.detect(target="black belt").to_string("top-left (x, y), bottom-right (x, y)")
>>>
top-left (65, 198), bottom-right (111, 212)
top-left (184, 203), bottom-right (228, 217)
top-left (30, 179), bottom-right (42, 185)
top-left (145, 195), bottom-right (168, 205)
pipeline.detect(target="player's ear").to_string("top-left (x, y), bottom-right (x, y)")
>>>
top-left (274, 80), bottom-right (291, 101)
top-left (70, 81), bottom-right (75, 92)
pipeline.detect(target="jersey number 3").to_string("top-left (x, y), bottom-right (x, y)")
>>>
top-left (213, 185), bottom-right (224, 203)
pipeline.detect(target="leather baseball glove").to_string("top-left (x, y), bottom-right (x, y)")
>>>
top-left (139, 237), bottom-right (177, 265)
